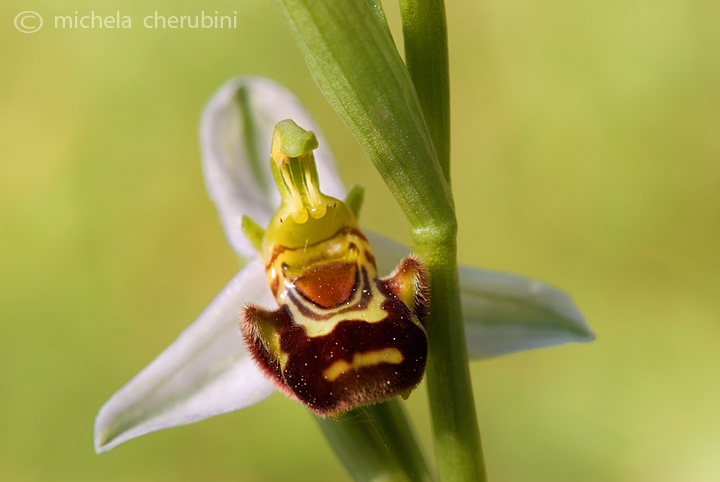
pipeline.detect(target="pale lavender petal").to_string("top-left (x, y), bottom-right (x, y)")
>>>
top-left (366, 230), bottom-right (593, 359)
top-left (200, 76), bottom-right (346, 258)
top-left (94, 259), bottom-right (277, 453)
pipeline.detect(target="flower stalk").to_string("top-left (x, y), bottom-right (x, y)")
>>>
top-left (400, 0), bottom-right (487, 480)
top-left (399, 0), bottom-right (451, 183)
top-left (316, 399), bottom-right (435, 482)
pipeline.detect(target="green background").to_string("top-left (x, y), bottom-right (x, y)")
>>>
top-left (1, 0), bottom-right (719, 480)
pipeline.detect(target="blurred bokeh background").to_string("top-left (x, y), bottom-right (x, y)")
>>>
top-left (1, 0), bottom-right (718, 480)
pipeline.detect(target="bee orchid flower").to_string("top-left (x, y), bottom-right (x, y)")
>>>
top-left (94, 77), bottom-right (593, 453)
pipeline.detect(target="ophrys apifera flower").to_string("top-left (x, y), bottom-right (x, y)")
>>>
top-left (242, 119), bottom-right (429, 417)
top-left (94, 77), bottom-right (593, 453)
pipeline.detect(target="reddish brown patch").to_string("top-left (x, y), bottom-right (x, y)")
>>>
top-left (294, 262), bottom-right (357, 308)
top-left (270, 275), bottom-right (279, 296)
top-left (279, 297), bottom-right (428, 416)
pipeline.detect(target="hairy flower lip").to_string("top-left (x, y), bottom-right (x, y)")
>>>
top-left (94, 76), bottom-right (593, 453)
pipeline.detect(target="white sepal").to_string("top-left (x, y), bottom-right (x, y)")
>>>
top-left (459, 266), bottom-right (594, 359)
top-left (94, 260), bottom-right (277, 453)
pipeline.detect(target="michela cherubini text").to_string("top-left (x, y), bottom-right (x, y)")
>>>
top-left (241, 120), bottom-right (429, 418)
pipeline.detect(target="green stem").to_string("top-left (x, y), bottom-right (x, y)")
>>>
top-left (316, 399), bottom-right (436, 482)
top-left (400, 1), bottom-right (487, 480)
top-left (413, 229), bottom-right (486, 482)
top-left (399, 0), bottom-right (451, 183)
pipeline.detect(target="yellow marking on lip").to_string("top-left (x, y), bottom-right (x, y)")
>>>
top-left (261, 328), bottom-right (289, 371)
top-left (279, 352), bottom-right (289, 371)
top-left (323, 360), bottom-right (352, 382)
top-left (323, 348), bottom-right (404, 382)
top-left (283, 278), bottom-right (388, 337)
